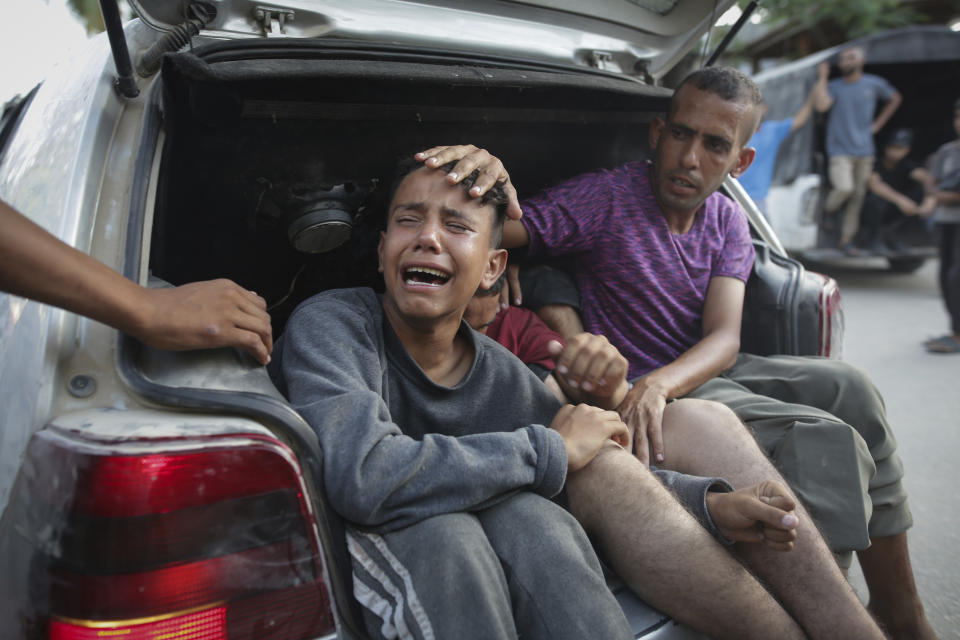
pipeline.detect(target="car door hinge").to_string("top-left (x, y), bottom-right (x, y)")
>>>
top-left (255, 6), bottom-right (294, 37)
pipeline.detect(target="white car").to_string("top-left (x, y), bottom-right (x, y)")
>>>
top-left (753, 25), bottom-right (960, 273)
top-left (0, 1), bottom-right (842, 638)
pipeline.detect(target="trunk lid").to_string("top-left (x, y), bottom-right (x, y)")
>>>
top-left (128, 0), bottom-right (735, 79)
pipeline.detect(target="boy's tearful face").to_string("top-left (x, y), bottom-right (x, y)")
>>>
top-left (379, 168), bottom-right (506, 329)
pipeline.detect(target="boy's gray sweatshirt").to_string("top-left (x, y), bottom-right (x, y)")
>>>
top-left (270, 288), bottom-right (731, 536)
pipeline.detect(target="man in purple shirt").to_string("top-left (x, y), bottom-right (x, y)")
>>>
top-left (518, 159), bottom-right (754, 381)
top-left (418, 66), bottom-right (933, 639)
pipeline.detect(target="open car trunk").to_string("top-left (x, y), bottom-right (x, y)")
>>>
top-left (147, 41), bottom-right (691, 637)
top-left (149, 41), bottom-right (829, 357)
top-left (149, 41), bottom-right (667, 333)
top-left (138, 40), bottom-right (834, 636)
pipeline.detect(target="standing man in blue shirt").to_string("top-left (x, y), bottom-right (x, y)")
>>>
top-left (813, 47), bottom-right (901, 254)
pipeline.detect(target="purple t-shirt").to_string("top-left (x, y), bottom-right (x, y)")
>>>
top-left (521, 161), bottom-right (755, 379)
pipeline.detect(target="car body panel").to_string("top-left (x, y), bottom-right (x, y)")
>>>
top-left (0, 408), bottom-right (342, 640)
top-left (0, 21), bottom-right (169, 512)
top-left (0, 33), bottom-right (125, 513)
top-left (130, 0), bottom-right (735, 79)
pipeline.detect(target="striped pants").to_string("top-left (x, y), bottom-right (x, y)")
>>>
top-left (347, 492), bottom-right (631, 640)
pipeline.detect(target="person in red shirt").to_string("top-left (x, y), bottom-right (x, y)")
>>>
top-left (466, 273), bottom-right (582, 404)
top-left (466, 275), bottom-right (561, 371)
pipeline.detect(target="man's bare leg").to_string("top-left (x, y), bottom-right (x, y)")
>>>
top-left (858, 533), bottom-right (937, 639)
top-left (565, 446), bottom-right (805, 640)
top-left (658, 398), bottom-right (885, 640)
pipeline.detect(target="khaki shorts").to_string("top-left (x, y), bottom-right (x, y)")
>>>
top-left (686, 353), bottom-right (911, 558)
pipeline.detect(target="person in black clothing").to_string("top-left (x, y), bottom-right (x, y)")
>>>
top-left (925, 99), bottom-right (960, 353)
top-left (860, 128), bottom-right (936, 252)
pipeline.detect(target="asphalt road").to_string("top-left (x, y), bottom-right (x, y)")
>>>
top-left (809, 257), bottom-right (959, 638)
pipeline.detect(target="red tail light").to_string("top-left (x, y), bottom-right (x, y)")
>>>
top-left (50, 606), bottom-right (228, 640)
top-left (0, 426), bottom-right (337, 639)
top-left (814, 273), bottom-right (844, 358)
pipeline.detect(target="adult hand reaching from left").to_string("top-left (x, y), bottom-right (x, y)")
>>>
top-left (415, 145), bottom-right (523, 220)
top-left (0, 198), bottom-right (274, 364)
top-left (129, 280), bottom-right (273, 364)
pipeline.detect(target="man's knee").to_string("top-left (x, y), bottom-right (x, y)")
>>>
top-left (565, 446), bottom-right (675, 531)
top-left (664, 398), bottom-right (745, 438)
top-left (828, 158), bottom-right (855, 190)
top-left (779, 413), bottom-right (872, 464)
top-left (661, 398), bottom-right (760, 463)
top-left (772, 417), bottom-right (874, 549)
top-left (825, 177), bottom-right (855, 212)
top-left (568, 445), bottom-right (655, 488)
top-left (825, 360), bottom-right (884, 411)
top-left (799, 359), bottom-right (893, 449)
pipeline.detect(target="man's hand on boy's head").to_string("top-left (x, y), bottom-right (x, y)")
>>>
top-left (415, 145), bottom-right (523, 221)
top-left (705, 481), bottom-right (799, 552)
top-left (550, 404), bottom-right (629, 472)
top-left (548, 334), bottom-right (629, 410)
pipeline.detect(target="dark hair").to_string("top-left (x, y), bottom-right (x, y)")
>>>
top-left (885, 128), bottom-right (913, 148)
top-left (385, 155), bottom-right (509, 247)
top-left (670, 67), bottom-right (765, 144)
top-left (954, 97), bottom-right (960, 116)
top-left (474, 273), bottom-right (505, 298)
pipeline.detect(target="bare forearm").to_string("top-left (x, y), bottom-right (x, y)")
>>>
top-left (872, 94), bottom-right (901, 133)
top-left (911, 167), bottom-right (934, 190)
top-left (811, 68), bottom-right (832, 113)
top-left (0, 200), bottom-right (148, 333)
top-left (869, 178), bottom-right (910, 206)
top-left (642, 332), bottom-right (739, 400)
top-left (791, 94), bottom-right (815, 132)
top-left (2, 199), bottom-right (274, 362)
top-left (537, 304), bottom-right (585, 340)
top-left (501, 218), bottom-right (530, 249)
